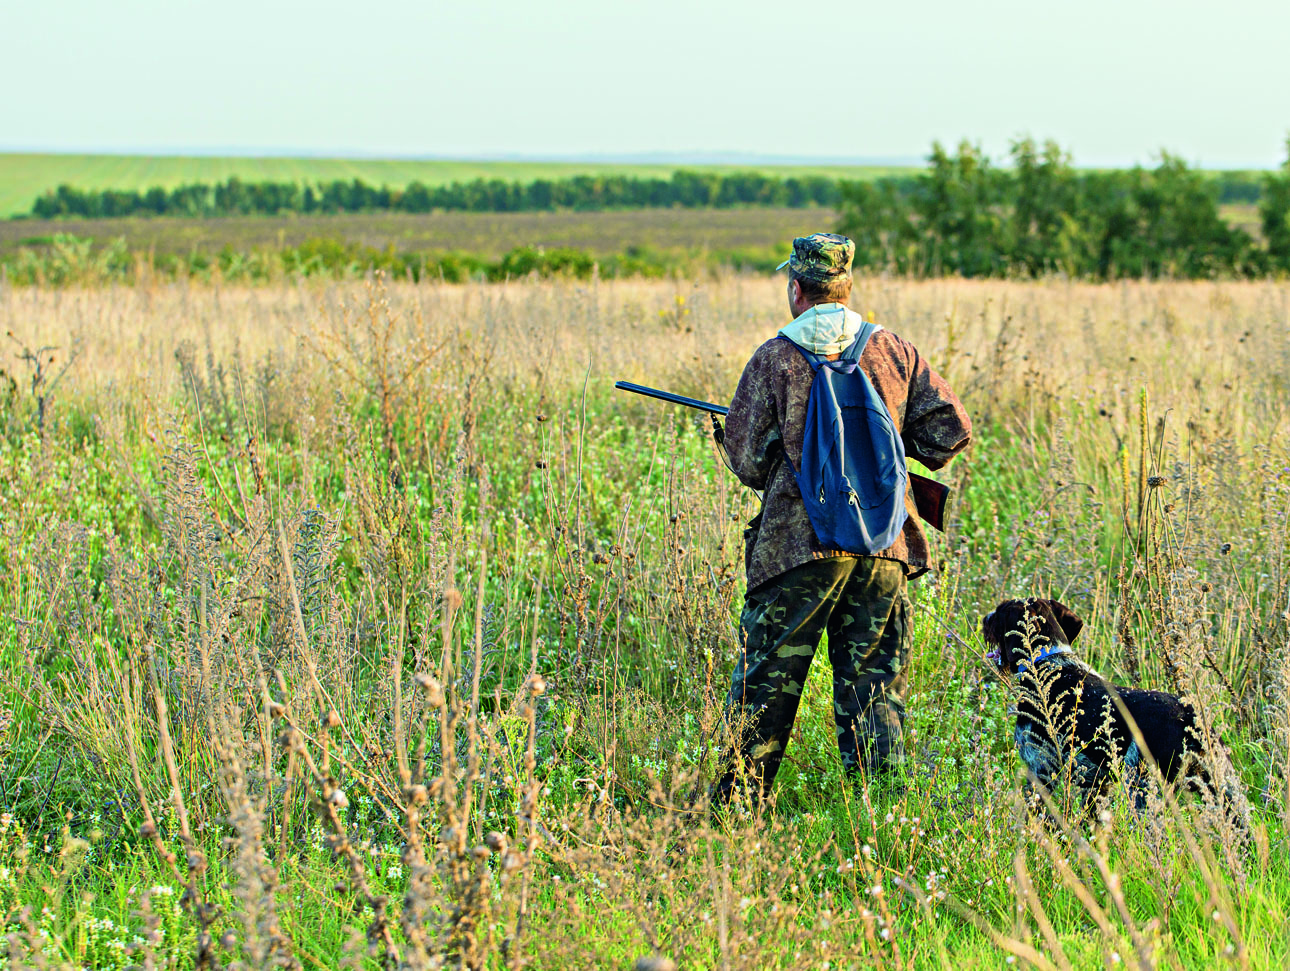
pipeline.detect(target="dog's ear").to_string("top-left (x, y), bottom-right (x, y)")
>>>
top-left (1043, 599), bottom-right (1084, 644)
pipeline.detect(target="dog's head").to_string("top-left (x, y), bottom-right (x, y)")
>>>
top-left (981, 599), bottom-right (1083, 674)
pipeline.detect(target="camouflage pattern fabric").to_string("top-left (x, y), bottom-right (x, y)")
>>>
top-left (713, 556), bottom-right (912, 802)
top-left (725, 328), bottom-right (971, 590)
top-left (775, 232), bottom-right (856, 282)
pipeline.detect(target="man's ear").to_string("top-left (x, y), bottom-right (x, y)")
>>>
top-left (1044, 600), bottom-right (1084, 644)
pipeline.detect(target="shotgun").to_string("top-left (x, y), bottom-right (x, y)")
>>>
top-left (614, 380), bottom-right (950, 532)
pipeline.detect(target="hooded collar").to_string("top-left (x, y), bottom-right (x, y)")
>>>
top-left (777, 303), bottom-right (872, 356)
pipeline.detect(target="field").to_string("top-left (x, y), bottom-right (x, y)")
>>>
top-left (0, 206), bottom-right (837, 259)
top-left (0, 154), bottom-right (911, 219)
top-left (1, 273), bottom-right (1288, 969)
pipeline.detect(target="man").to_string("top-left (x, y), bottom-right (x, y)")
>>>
top-left (714, 232), bottom-right (971, 803)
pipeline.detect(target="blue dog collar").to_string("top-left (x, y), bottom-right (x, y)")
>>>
top-left (1016, 643), bottom-right (1071, 674)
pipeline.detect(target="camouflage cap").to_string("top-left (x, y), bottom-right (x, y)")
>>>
top-left (776, 233), bottom-right (855, 282)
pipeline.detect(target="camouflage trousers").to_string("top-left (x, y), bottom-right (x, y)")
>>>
top-left (714, 556), bottom-right (912, 802)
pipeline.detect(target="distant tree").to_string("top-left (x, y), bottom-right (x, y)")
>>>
top-left (911, 141), bottom-right (1008, 276)
top-left (1008, 138), bottom-right (1083, 275)
top-left (1261, 137), bottom-right (1290, 272)
top-left (836, 177), bottom-right (917, 272)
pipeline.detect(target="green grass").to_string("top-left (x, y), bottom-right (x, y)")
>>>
top-left (0, 153), bottom-right (913, 219)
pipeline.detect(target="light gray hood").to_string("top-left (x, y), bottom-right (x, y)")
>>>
top-left (778, 302), bottom-right (874, 355)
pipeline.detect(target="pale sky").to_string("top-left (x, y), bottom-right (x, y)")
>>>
top-left (3, 0), bottom-right (1288, 168)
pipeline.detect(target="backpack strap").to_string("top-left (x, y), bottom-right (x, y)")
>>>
top-left (841, 321), bottom-right (881, 363)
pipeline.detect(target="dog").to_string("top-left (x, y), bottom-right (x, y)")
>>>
top-left (981, 598), bottom-right (1248, 829)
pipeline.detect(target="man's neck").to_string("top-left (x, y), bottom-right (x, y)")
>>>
top-left (790, 300), bottom-right (846, 320)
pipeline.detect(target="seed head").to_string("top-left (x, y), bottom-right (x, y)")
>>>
top-left (415, 673), bottom-right (445, 706)
top-left (634, 959), bottom-right (677, 971)
top-left (328, 789), bottom-right (350, 810)
top-left (404, 784), bottom-right (428, 806)
top-left (485, 831), bottom-right (507, 853)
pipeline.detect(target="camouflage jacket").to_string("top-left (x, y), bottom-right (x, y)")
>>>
top-left (726, 325), bottom-right (971, 591)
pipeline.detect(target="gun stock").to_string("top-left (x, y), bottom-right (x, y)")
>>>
top-left (615, 380), bottom-right (950, 531)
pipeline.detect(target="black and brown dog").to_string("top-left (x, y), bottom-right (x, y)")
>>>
top-left (981, 598), bottom-right (1248, 826)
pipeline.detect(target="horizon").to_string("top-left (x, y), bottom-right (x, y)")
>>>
top-left (0, 148), bottom-right (1280, 173)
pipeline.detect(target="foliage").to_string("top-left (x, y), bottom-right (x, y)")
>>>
top-left (838, 138), bottom-right (1282, 279)
top-left (1260, 138), bottom-right (1290, 272)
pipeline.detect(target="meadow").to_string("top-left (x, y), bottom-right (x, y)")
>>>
top-left (0, 272), bottom-right (1288, 969)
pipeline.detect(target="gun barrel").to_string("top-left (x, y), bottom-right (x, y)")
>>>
top-left (614, 381), bottom-right (729, 416)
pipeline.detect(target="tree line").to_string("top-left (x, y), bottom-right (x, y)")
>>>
top-left (838, 138), bottom-right (1290, 278)
top-left (25, 155), bottom-right (1272, 223)
top-left (26, 170), bottom-right (848, 218)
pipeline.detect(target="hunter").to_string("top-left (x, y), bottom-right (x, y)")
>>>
top-left (715, 232), bottom-right (971, 803)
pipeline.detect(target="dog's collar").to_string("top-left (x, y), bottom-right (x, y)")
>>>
top-left (1017, 643), bottom-right (1071, 673)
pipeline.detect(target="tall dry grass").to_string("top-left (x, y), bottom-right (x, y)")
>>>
top-left (0, 273), bottom-right (1287, 968)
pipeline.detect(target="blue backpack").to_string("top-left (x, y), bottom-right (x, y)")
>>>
top-left (777, 323), bottom-right (909, 555)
